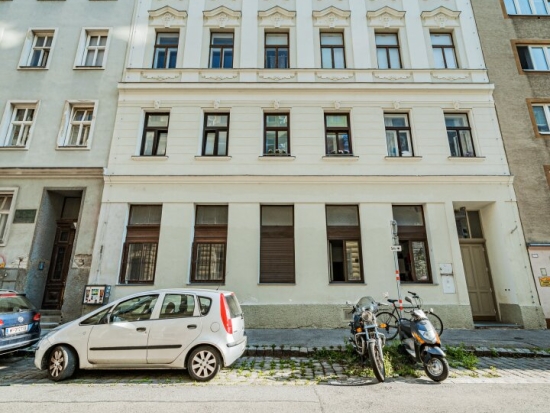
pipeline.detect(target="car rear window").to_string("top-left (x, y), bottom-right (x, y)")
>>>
top-left (0, 295), bottom-right (36, 314)
top-left (224, 294), bottom-right (243, 318)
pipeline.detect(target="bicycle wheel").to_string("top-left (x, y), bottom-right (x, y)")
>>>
top-left (427, 312), bottom-right (444, 337)
top-left (376, 312), bottom-right (399, 340)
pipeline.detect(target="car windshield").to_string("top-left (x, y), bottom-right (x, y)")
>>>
top-left (0, 295), bottom-right (36, 314)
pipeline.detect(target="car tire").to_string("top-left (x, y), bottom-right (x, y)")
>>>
top-left (47, 345), bottom-right (76, 382)
top-left (187, 345), bottom-right (221, 382)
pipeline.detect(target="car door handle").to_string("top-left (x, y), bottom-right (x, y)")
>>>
top-left (136, 327), bottom-right (146, 332)
top-left (187, 325), bottom-right (197, 329)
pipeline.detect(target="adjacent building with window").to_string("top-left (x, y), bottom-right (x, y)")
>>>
top-left (0, 0), bottom-right (134, 321)
top-left (89, 0), bottom-right (543, 329)
top-left (470, 0), bottom-right (550, 328)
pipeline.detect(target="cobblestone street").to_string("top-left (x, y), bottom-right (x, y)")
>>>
top-left (2, 354), bottom-right (550, 386)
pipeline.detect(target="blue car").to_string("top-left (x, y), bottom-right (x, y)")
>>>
top-left (0, 290), bottom-right (41, 355)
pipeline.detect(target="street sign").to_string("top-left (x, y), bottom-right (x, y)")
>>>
top-left (390, 245), bottom-right (402, 252)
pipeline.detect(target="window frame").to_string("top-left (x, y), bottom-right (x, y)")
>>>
top-left (324, 113), bottom-right (353, 156)
top-left (264, 32), bottom-right (289, 69)
top-left (503, 0), bottom-right (550, 16)
top-left (0, 190), bottom-right (17, 246)
top-left (19, 29), bottom-right (57, 70)
top-left (140, 112), bottom-right (170, 156)
top-left (384, 113), bottom-right (414, 157)
top-left (209, 32), bottom-right (234, 69)
top-left (119, 206), bottom-right (162, 285)
top-left (444, 113), bottom-right (476, 157)
top-left (264, 113), bottom-right (290, 156)
top-left (57, 101), bottom-right (98, 150)
top-left (152, 32), bottom-right (179, 69)
top-left (320, 32), bottom-right (346, 69)
top-left (375, 32), bottom-right (402, 69)
top-left (74, 28), bottom-right (111, 69)
top-left (202, 113), bottom-right (230, 156)
top-left (0, 102), bottom-right (39, 149)
top-left (527, 99), bottom-right (550, 138)
top-left (430, 32), bottom-right (458, 69)
top-left (513, 40), bottom-right (550, 73)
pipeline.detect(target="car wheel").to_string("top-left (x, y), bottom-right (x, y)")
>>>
top-left (187, 345), bottom-right (221, 381)
top-left (47, 345), bottom-right (76, 382)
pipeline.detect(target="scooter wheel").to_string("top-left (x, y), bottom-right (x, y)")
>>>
top-left (424, 355), bottom-right (449, 382)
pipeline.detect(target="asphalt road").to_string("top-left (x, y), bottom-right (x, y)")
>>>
top-left (1, 382), bottom-right (549, 413)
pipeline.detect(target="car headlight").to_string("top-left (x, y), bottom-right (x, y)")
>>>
top-left (419, 329), bottom-right (438, 342)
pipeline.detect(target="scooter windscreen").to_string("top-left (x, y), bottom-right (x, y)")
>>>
top-left (416, 319), bottom-right (439, 343)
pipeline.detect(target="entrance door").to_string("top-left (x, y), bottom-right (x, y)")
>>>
top-left (460, 243), bottom-right (497, 320)
top-left (42, 222), bottom-right (76, 309)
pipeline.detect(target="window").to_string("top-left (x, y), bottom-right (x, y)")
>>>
top-left (376, 33), bottom-right (401, 69)
top-left (209, 33), bottom-right (234, 69)
top-left (160, 294), bottom-right (196, 319)
top-left (455, 209), bottom-right (483, 239)
top-left (431, 33), bottom-right (458, 69)
top-left (265, 33), bottom-right (289, 69)
top-left (2, 105), bottom-right (36, 148)
top-left (77, 31), bottom-right (108, 68)
top-left (191, 206), bottom-right (228, 283)
top-left (504, 0), bottom-right (550, 15)
top-left (141, 113), bottom-right (169, 156)
top-left (65, 107), bottom-right (93, 147)
top-left (325, 114), bottom-right (352, 155)
top-left (326, 206), bottom-right (363, 283)
top-left (532, 104), bottom-right (550, 134)
top-left (25, 31), bottom-right (54, 68)
top-left (0, 194), bottom-right (14, 244)
top-left (385, 114), bottom-right (413, 157)
top-left (119, 205), bottom-right (162, 285)
top-left (202, 114), bottom-right (229, 156)
top-left (320, 33), bottom-right (345, 69)
top-left (153, 32), bottom-right (178, 69)
top-left (112, 295), bottom-right (159, 322)
top-left (517, 45), bottom-right (550, 71)
top-left (264, 113), bottom-right (290, 155)
top-left (392, 206), bottom-right (431, 283)
top-left (445, 114), bottom-right (475, 157)
top-left (260, 206), bottom-right (295, 283)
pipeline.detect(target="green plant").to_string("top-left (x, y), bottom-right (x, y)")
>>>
top-left (446, 344), bottom-right (478, 370)
top-left (490, 347), bottom-right (499, 357)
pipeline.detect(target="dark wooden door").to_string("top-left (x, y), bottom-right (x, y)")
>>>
top-left (42, 222), bottom-right (76, 309)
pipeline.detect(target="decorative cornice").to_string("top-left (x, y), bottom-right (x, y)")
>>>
top-left (373, 72), bottom-right (412, 81)
top-left (148, 6), bottom-right (187, 28)
top-left (258, 6), bottom-right (296, 28)
top-left (367, 7), bottom-right (406, 28)
top-left (203, 6), bottom-right (241, 28)
top-left (141, 73), bottom-right (180, 82)
top-left (431, 72), bottom-right (469, 81)
top-left (200, 73), bottom-right (238, 81)
top-left (259, 72), bottom-right (296, 81)
top-left (313, 6), bottom-right (351, 28)
top-left (0, 168), bottom-right (104, 178)
top-left (316, 72), bottom-right (353, 81)
top-left (421, 7), bottom-right (461, 28)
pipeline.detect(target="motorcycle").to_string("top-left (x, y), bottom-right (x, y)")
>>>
top-left (397, 295), bottom-right (449, 382)
top-left (348, 296), bottom-right (386, 382)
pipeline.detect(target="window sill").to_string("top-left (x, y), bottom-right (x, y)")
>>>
top-left (194, 155), bottom-right (232, 161)
top-left (131, 155), bottom-right (169, 161)
top-left (0, 146), bottom-right (28, 151)
top-left (74, 66), bottom-right (105, 70)
top-left (18, 66), bottom-right (48, 70)
top-left (117, 283), bottom-right (155, 286)
top-left (56, 146), bottom-right (90, 151)
top-left (258, 155), bottom-right (296, 161)
top-left (384, 156), bottom-right (422, 161)
top-left (322, 155), bottom-right (359, 161)
top-left (258, 283), bottom-right (296, 286)
top-left (447, 156), bottom-right (486, 162)
top-left (186, 283), bottom-right (225, 286)
top-left (329, 281), bottom-right (365, 285)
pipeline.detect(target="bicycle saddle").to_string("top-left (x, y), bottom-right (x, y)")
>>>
top-left (387, 299), bottom-right (398, 303)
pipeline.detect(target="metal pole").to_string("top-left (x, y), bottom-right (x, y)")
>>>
top-left (391, 220), bottom-right (403, 318)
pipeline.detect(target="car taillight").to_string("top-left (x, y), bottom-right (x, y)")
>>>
top-left (33, 313), bottom-right (41, 322)
top-left (220, 294), bottom-right (233, 334)
top-left (0, 319), bottom-right (3, 326)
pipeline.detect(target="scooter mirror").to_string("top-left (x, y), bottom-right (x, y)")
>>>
top-left (405, 296), bottom-right (413, 304)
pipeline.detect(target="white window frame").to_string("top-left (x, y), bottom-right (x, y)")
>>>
top-left (532, 104), bottom-right (550, 134)
top-left (18, 28), bottom-right (58, 70)
top-left (518, 45), bottom-right (550, 71)
top-left (0, 189), bottom-right (18, 247)
top-left (56, 100), bottom-right (98, 150)
top-left (0, 101), bottom-right (39, 149)
top-left (505, 0), bottom-right (550, 15)
top-left (74, 28), bottom-right (111, 69)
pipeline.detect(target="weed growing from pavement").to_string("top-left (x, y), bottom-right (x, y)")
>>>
top-left (490, 348), bottom-right (499, 357)
top-left (445, 344), bottom-right (479, 370)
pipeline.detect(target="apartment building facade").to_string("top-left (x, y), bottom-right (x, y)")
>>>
top-left (0, 0), bottom-right (134, 321)
top-left (84, 0), bottom-right (545, 328)
top-left (471, 0), bottom-right (550, 327)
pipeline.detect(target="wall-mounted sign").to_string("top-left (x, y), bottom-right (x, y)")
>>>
top-left (83, 285), bottom-right (108, 305)
top-left (539, 277), bottom-right (550, 288)
top-left (13, 209), bottom-right (37, 224)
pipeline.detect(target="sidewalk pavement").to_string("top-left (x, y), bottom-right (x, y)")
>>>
top-left (245, 328), bottom-right (550, 357)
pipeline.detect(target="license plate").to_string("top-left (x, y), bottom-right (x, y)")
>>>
top-left (5, 325), bottom-right (28, 336)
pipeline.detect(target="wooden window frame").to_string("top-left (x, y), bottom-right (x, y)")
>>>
top-left (324, 113), bottom-right (352, 155)
top-left (430, 33), bottom-right (458, 69)
top-left (209, 32), bottom-right (234, 69)
top-left (326, 205), bottom-right (364, 284)
top-left (375, 33), bottom-right (402, 69)
top-left (202, 113), bottom-right (230, 156)
top-left (264, 113), bottom-right (290, 155)
top-left (141, 112), bottom-right (170, 156)
top-left (444, 113), bottom-right (476, 157)
top-left (384, 113), bottom-right (413, 157)
top-left (320, 32), bottom-right (346, 69)
top-left (260, 206), bottom-right (295, 284)
top-left (527, 98), bottom-right (550, 138)
top-left (264, 32), bottom-right (289, 69)
top-left (153, 32), bottom-right (179, 69)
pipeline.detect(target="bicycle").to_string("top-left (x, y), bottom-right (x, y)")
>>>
top-left (376, 291), bottom-right (444, 340)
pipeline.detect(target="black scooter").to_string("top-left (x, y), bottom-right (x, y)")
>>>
top-left (395, 295), bottom-right (449, 382)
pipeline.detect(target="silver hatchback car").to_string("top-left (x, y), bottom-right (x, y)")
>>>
top-left (34, 289), bottom-right (246, 382)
